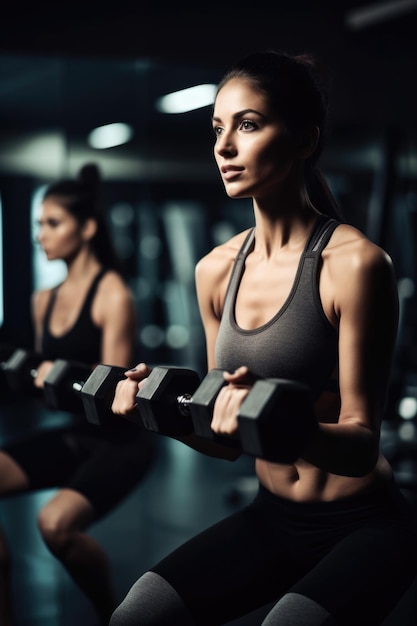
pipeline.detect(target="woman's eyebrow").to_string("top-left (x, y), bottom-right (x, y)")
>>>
top-left (212, 108), bottom-right (266, 123)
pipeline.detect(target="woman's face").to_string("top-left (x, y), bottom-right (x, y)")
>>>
top-left (212, 78), bottom-right (301, 200)
top-left (36, 198), bottom-right (84, 262)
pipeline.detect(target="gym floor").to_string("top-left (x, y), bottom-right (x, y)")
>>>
top-left (0, 397), bottom-right (416, 626)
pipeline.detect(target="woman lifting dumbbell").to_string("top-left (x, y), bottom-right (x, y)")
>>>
top-left (0, 163), bottom-right (156, 625)
top-left (110, 51), bottom-right (417, 625)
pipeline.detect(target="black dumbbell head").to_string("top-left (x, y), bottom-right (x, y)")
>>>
top-left (137, 366), bottom-right (201, 436)
top-left (1, 349), bottom-right (42, 394)
top-left (189, 369), bottom-right (240, 449)
top-left (190, 369), bottom-right (227, 439)
top-left (238, 378), bottom-right (317, 463)
top-left (43, 359), bottom-right (91, 413)
top-left (80, 364), bottom-right (128, 426)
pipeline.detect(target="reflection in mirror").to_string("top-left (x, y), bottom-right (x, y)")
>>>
top-left (31, 185), bottom-right (66, 291)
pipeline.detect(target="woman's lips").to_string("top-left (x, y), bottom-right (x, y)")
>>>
top-left (221, 166), bottom-right (244, 181)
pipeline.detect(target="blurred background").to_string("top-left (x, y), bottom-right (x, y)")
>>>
top-left (0, 1), bottom-right (417, 624)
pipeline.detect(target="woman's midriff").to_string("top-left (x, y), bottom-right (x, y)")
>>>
top-left (255, 455), bottom-right (394, 502)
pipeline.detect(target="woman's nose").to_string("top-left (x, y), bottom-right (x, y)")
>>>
top-left (36, 227), bottom-right (46, 244)
top-left (215, 131), bottom-right (237, 157)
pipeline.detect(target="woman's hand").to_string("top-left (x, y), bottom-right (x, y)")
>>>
top-left (32, 360), bottom-right (54, 389)
top-left (111, 362), bottom-right (153, 414)
top-left (211, 366), bottom-right (257, 436)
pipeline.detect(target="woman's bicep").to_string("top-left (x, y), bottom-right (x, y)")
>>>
top-left (100, 288), bottom-right (137, 367)
top-left (337, 248), bottom-right (398, 427)
top-left (195, 259), bottom-right (222, 371)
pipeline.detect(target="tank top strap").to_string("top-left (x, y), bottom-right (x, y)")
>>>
top-left (237, 227), bottom-right (256, 259)
top-left (43, 267), bottom-right (108, 331)
top-left (42, 284), bottom-right (60, 330)
top-left (221, 228), bottom-right (255, 318)
top-left (305, 214), bottom-right (340, 256)
top-left (82, 267), bottom-right (109, 312)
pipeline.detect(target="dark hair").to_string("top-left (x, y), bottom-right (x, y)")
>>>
top-left (216, 50), bottom-right (344, 220)
top-left (43, 163), bottom-right (121, 269)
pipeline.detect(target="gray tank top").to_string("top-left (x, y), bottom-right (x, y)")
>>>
top-left (215, 214), bottom-right (340, 397)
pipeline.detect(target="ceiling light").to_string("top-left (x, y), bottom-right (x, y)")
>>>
top-left (156, 84), bottom-right (217, 114)
top-left (88, 122), bottom-right (134, 149)
top-left (345, 0), bottom-right (417, 31)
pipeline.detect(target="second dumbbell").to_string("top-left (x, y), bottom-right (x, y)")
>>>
top-left (135, 366), bottom-right (318, 462)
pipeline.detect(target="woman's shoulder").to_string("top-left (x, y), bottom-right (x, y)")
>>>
top-left (31, 286), bottom-right (54, 323)
top-left (330, 222), bottom-right (392, 263)
top-left (32, 286), bottom-right (54, 309)
top-left (326, 222), bottom-right (395, 286)
top-left (97, 268), bottom-right (128, 287)
top-left (196, 228), bottom-right (253, 280)
top-left (95, 269), bottom-right (134, 305)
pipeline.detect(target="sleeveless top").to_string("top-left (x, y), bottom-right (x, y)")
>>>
top-left (215, 215), bottom-right (340, 398)
top-left (41, 268), bottom-right (107, 365)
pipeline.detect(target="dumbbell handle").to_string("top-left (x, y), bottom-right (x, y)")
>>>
top-left (153, 385), bottom-right (233, 429)
top-left (72, 381), bottom-right (84, 394)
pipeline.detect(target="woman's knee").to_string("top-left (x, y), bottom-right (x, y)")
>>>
top-left (37, 489), bottom-right (93, 555)
top-left (37, 505), bottom-right (69, 555)
top-left (262, 593), bottom-right (337, 626)
top-left (110, 571), bottom-right (194, 626)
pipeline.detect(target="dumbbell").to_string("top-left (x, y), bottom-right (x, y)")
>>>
top-left (44, 360), bottom-right (128, 426)
top-left (135, 366), bottom-right (318, 463)
top-left (132, 366), bottom-right (204, 436)
top-left (43, 359), bottom-right (93, 413)
top-left (135, 367), bottom-right (238, 445)
top-left (77, 363), bottom-right (130, 426)
top-left (1, 348), bottom-right (43, 396)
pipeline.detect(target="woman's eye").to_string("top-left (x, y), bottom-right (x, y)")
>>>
top-left (213, 126), bottom-right (223, 137)
top-left (241, 119), bottom-right (256, 131)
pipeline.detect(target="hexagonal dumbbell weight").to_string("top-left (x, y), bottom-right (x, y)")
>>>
top-left (188, 368), bottom-right (240, 449)
top-left (79, 364), bottom-right (132, 426)
top-left (1, 348), bottom-right (43, 395)
top-left (237, 378), bottom-right (318, 463)
top-left (43, 359), bottom-right (93, 414)
top-left (135, 366), bottom-right (202, 436)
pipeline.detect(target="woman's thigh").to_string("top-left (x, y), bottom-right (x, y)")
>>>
top-left (150, 504), bottom-right (299, 625)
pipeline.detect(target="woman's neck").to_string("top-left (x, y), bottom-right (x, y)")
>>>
top-left (252, 199), bottom-right (320, 257)
top-left (65, 250), bottom-right (102, 284)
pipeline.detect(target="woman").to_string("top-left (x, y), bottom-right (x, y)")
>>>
top-left (109, 51), bottom-right (417, 625)
top-left (0, 163), bottom-right (155, 625)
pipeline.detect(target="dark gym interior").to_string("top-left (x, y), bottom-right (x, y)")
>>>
top-left (0, 1), bottom-right (417, 624)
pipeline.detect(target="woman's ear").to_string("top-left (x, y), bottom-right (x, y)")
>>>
top-left (298, 125), bottom-right (320, 159)
top-left (81, 218), bottom-right (98, 242)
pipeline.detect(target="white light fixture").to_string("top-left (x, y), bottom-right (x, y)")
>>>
top-left (88, 122), bottom-right (134, 149)
top-left (156, 84), bottom-right (217, 114)
top-left (345, 0), bottom-right (417, 31)
top-left (398, 396), bottom-right (417, 420)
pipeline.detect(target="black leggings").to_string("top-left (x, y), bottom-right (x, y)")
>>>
top-left (149, 480), bottom-right (417, 625)
top-left (2, 419), bottom-right (156, 519)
